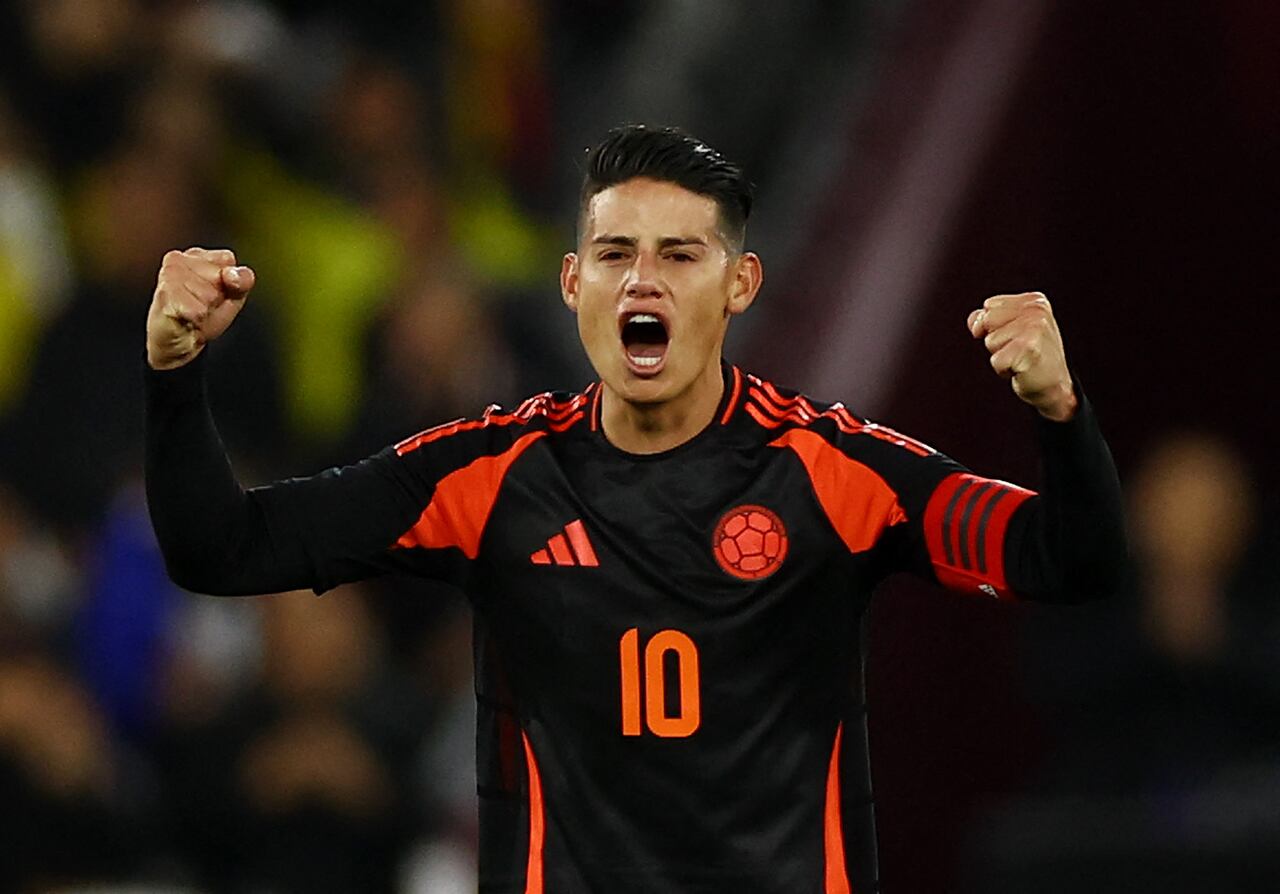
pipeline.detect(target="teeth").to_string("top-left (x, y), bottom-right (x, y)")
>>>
top-left (630, 355), bottom-right (661, 367)
top-left (628, 313), bottom-right (660, 324)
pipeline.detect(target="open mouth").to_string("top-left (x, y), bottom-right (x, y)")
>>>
top-left (620, 312), bottom-right (670, 375)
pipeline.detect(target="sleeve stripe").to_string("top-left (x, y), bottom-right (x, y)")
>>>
top-left (973, 487), bottom-right (1011, 574)
top-left (940, 478), bottom-right (977, 568)
top-left (956, 482), bottom-right (996, 571)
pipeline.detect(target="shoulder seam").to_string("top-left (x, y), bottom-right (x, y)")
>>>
top-left (395, 392), bottom-right (590, 455)
top-left (744, 376), bottom-right (934, 457)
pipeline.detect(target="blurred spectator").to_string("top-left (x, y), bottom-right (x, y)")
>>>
top-left (0, 655), bottom-right (147, 890)
top-left (0, 0), bottom-right (144, 173)
top-left (967, 432), bottom-right (1280, 893)
top-left (408, 603), bottom-right (479, 885)
top-left (155, 588), bottom-right (433, 893)
top-left (222, 143), bottom-right (404, 447)
top-left (0, 484), bottom-right (81, 652)
top-left (0, 140), bottom-right (208, 531)
top-left (346, 261), bottom-right (519, 456)
top-left (0, 88), bottom-right (74, 414)
top-left (439, 0), bottom-right (560, 288)
top-left (75, 485), bottom-right (188, 740)
top-left (0, 82), bottom-right (287, 530)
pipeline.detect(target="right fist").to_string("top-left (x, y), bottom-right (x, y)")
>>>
top-left (146, 247), bottom-right (256, 370)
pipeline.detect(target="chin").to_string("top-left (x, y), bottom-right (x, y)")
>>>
top-left (617, 376), bottom-right (672, 405)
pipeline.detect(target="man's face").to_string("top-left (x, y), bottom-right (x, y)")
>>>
top-left (561, 177), bottom-right (761, 406)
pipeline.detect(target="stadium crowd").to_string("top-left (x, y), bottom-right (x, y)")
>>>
top-left (0, 0), bottom-right (549, 888)
top-left (2, 1), bottom-right (1279, 892)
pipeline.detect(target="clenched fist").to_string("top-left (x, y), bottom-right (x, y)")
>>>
top-left (967, 291), bottom-right (1078, 422)
top-left (146, 247), bottom-right (256, 370)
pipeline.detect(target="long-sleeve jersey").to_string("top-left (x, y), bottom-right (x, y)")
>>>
top-left (145, 356), bottom-right (1125, 894)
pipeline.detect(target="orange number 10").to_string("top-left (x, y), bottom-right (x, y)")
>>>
top-left (619, 628), bottom-right (701, 737)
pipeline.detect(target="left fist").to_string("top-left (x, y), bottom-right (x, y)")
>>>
top-left (967, 292), bottom-right (1077, 421)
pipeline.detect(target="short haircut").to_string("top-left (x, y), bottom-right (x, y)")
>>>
top-left (579, 124), bottom-right (754, 253)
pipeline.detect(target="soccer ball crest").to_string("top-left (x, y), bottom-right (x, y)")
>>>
top-left (713, 505), bottom-right (788, 580)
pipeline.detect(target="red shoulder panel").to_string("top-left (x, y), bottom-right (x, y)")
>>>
top-left (395, 430), bottom-right (546, 558)
top-left (770, 428), bottom-right (907, 554)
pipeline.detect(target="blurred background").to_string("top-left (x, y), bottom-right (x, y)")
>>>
top-left (0, 0), bottom-right (1277, 891)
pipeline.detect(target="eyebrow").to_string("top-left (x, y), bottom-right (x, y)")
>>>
top-left (591, 234), bottom-right (709, 249)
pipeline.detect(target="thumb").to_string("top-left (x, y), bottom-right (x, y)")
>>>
top-left (966, 308), bottom-right (988, 338)
top-left (220, 265), bottom-right (256, 298)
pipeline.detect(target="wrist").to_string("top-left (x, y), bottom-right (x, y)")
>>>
top-left (147, 343), bottom-right (204, 371)
top-left (1036, 381), bottom-right (1078, 422)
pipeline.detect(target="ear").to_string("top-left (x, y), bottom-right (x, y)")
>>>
top-left (561, 253), bottom-right (580, 312)
top-left (726, 252), bottom-right (763, 316)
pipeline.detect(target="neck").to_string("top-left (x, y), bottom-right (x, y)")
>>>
top-left (601, 359), bottom-right (725, 455)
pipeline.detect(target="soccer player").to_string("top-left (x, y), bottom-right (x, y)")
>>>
top-left (145, 125), bottom-right (1124, 892)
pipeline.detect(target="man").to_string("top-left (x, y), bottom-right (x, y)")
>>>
top-left (145, 125), bottom-right (1124, 892)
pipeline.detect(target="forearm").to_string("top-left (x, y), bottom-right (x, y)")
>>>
top-left (144, 354), bottom-right (315, 595)
top-left (1006, 386), bottom-right (1127, 602)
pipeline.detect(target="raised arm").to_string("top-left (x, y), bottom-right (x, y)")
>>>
top-left (144, 248), bottom-right (432, 596)
top-left (963, 291), bottom-right (1125, 601)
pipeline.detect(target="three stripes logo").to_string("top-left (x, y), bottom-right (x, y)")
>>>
top-left (531, 519), bottom-right (599, 567)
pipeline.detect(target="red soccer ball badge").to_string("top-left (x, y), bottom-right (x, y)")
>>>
top-left (713, 505), bottom-right (788, 580)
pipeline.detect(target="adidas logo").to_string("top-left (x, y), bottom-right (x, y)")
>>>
top-left (531, 519), bottom-right (599, 567)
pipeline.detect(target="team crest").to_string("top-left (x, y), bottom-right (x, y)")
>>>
top-left (712, 505), bottom-right (788, 580)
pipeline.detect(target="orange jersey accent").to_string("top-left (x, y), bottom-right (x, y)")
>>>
top-left (825, 723), bottom-right (852, 894)
top-left (769, 429), bottom-right (908, 555)
top-left (395, 431), bottom-right (546, 559)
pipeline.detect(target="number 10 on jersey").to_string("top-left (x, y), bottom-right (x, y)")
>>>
top-left (619, 628), bottom-right (701, 737)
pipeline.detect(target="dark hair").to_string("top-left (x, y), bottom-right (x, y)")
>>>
top-left (579, 124), bottom-right (753, 252)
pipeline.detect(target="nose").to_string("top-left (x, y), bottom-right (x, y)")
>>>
top-left (624, 252), bottom-right (664, 299)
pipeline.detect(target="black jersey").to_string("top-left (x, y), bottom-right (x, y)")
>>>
top-left (146, 358), bottom-right (1125, 893)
